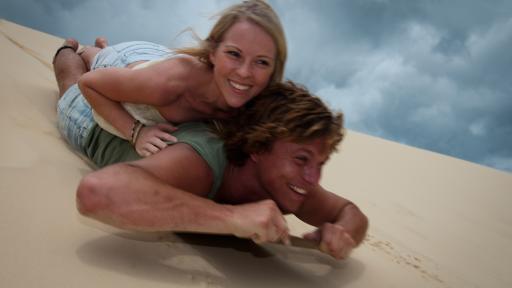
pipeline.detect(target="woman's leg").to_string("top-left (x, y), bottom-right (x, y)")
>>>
top-left (53, 38), bottom-right (86, 98)
top-left (78, 37), bottom-right (109, 71)
top-left (53, 38), bottom-right (95, 152)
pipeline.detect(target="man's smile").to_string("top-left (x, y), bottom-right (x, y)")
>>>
top-left (289, 184), bottom-right (307, 195)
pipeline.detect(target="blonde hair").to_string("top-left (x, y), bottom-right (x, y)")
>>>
top-left (216, 81), bottom-right (345, 166)
top-left (176, 0), bottom-right (287, 85)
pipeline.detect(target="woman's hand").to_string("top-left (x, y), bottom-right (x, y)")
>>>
top-left (135, 123), bottom-right (178, 157)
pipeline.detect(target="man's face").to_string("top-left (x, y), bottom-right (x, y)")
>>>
top-left (251, 137), bottom-right (331, 214)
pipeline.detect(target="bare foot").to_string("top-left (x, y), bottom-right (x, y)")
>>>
top-left (63, 38), bottom-right (79, 51)
top-left (52, 38), bottom-right (79, 63)
top-left (53, 38), bottom-right (87, 97)
top-left (76, 37), bottom-right (108, 70)
top-left (95, 37), bottom-right (108, 48)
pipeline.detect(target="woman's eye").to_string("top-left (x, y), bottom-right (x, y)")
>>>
top-left (256, 59), bottom-right (270, 66)
top-left (226, 50), bottom-right (241, 58)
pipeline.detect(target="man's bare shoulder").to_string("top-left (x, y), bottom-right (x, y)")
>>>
top-left (131, 143), bottom-right (214, 198)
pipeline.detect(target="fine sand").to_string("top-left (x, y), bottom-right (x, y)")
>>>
top-left (1, 19), bottom-right (511, 288)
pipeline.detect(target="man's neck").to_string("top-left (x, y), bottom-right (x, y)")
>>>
top-left (216, 162), bottom-right (269, 205)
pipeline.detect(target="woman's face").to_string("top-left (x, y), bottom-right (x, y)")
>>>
top-left (209, 20), bottom-right (276, 110)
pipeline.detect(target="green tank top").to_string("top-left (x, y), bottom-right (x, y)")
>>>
top-left (83, 122), bottom-right (226, 198)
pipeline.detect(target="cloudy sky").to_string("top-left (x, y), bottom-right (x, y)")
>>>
top-left (2, 0), bottom-right (511, 173)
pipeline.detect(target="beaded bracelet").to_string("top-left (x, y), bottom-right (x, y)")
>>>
top-left (130, 119), bottom-right (144, 146)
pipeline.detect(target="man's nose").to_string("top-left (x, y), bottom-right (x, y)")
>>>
top-left (304, 166), bottom-right (321, 185)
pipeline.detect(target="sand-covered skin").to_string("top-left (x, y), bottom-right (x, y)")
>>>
top-left (1, 19), bottom-right (511, 288)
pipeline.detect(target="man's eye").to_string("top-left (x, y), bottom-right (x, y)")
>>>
top-left (295, 156), bottom-right (308, 164)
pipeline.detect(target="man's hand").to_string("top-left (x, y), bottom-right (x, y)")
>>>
top-left (303, 223), bottom-right (356, 259)
top-left (230, 199), bottom-right (291, 245)
top-left (135, 123), bottom-right (177, 157)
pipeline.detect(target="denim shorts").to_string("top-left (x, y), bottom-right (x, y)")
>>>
top-left (57, 41), bottom-right (172, 152)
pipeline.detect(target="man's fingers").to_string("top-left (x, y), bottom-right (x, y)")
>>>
top-left (232, 200), bottom-right (289, 246)
top-left (315, 223), bottom-right (356, 259)
top-left (274, 214), bottom-right (290, 245)
top-left (251, 233), bottom-right (263, 244)
top-left (302, 230), bottom-right (321, 242)
top-left (257, 210), bottom-right (289, 244)
top-left (344, 232), bottom-right (356, 247)
top-left (280, 230), bottom-right (291, 246)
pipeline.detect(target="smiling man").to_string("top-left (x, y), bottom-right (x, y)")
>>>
top-left (76, 81), bottom-right (368, 260)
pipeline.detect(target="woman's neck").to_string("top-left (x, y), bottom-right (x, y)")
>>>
top-left (183, 73), bottom-right (234, 119)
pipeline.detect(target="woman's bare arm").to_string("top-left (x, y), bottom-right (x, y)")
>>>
top-left (77, 62), bottom-right (183, 138)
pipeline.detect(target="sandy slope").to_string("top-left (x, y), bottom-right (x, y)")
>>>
top-left (1, 19), bottom-right (511, 288)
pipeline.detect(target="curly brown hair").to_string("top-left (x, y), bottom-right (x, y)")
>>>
top-left (215, 81), bottom-right (344, 166)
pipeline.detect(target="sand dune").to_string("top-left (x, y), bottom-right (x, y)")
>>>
top-left (1, 19), bottom-right (511, 288)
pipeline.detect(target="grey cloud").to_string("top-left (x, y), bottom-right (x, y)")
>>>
top-left (1, 0), bottom-right (232, 45)
top-left (271, 0), bottom-right (512, 171)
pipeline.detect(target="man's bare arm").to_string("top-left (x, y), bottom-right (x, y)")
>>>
top-left (76, 144), bottom-right (289, 243)
top-left (76, 144), bottom-right (236, 233)
top-left (296, 186), bottom-right (368, 259)
top-left (297, 186), bottom-right (367, 243)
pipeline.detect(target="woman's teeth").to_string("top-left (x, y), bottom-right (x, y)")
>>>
top-left (229, 80), bottom-right (250, 91)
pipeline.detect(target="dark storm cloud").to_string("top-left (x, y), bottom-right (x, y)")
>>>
top-left (267, 0), bottom-right (512, 172)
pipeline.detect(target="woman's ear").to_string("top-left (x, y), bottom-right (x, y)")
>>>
top-left (209, 47), bottom-right (217, 67)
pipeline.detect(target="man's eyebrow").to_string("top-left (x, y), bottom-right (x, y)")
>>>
top-left (295, 147), bottom-right (313, 156)
top-left (297, 145), bottom-right (331, 161)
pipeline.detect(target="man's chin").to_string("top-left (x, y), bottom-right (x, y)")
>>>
top-left (276, 202), bottom-right (300, 215)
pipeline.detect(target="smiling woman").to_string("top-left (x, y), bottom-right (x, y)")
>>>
top-left (53, 0), bottom-right (287, 159)
top-left (207, 20), bottom-right (277, 109)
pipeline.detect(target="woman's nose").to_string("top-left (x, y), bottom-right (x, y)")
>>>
top-left (236, 61), bottom-right (252, 78)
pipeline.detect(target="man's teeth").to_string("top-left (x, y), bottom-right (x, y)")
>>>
top-left (229, 80), bottom-right (250, 91)
top-left (289, 184), bottom-right (307, 195)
